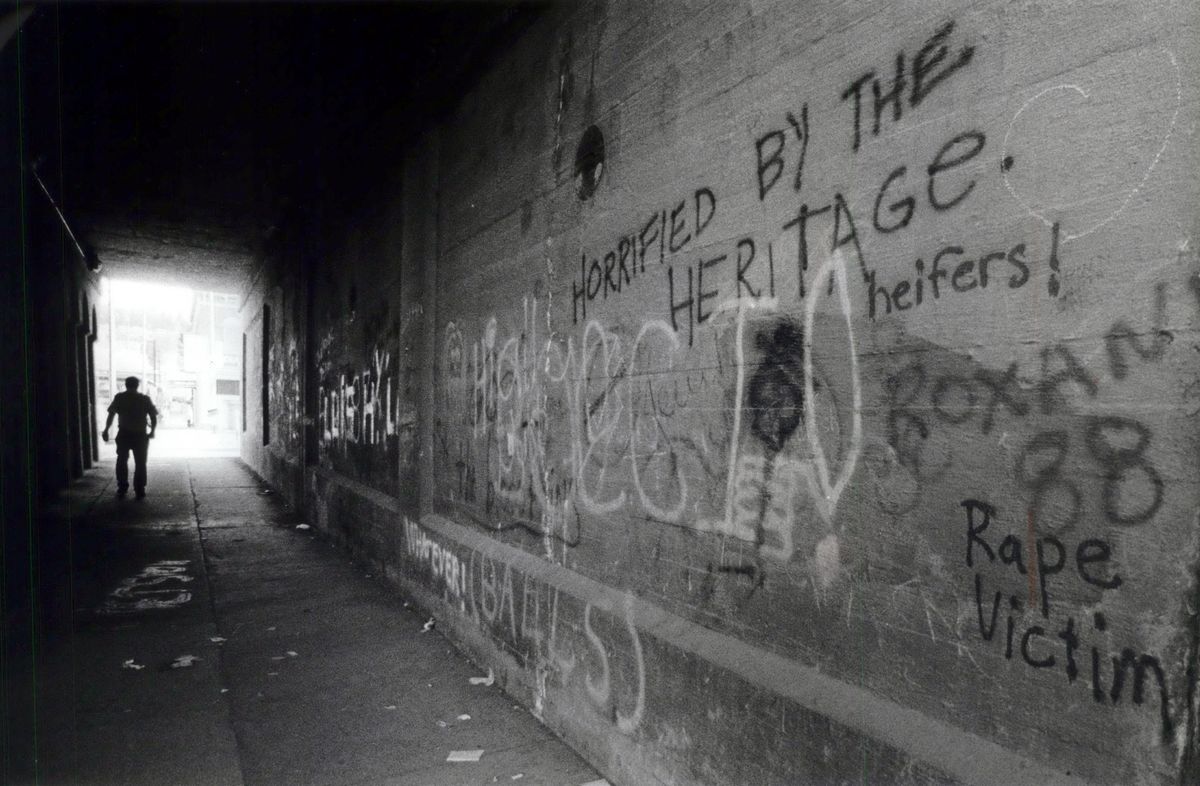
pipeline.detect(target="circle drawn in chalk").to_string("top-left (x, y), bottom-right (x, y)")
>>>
top-left (1001, 49), bottom-right (1180, 242)
top-left (574, 125), bottom-right (605, 200)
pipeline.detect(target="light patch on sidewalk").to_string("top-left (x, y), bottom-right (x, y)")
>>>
top-left (98, 559), bottom-right (193, 614)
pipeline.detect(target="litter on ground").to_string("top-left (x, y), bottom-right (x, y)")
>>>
top-left (170, 655), bottom-right (200, 669)
top-left (468, 668), bottom-right (495, 686)
top-left (121, 659), bottom-right (144, 671)
top-left (421, 618), bottom-right (435, 632)
top-left (446, 749), bottom-right (485, 763)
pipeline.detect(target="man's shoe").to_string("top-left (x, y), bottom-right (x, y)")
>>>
top-left (135, 489), bottom-right (146, 500)
top-left (116, 488), bottom-right (127, 499)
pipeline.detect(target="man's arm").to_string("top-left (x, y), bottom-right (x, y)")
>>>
top-left (147, 397), bottom-right (158, 438)
top-left (102, 407), bottom-right (115, 441)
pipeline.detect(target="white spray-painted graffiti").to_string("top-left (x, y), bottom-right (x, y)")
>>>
top-left (320, 347), bottom-right (398, 448)
top-left (436, 248), bottom-right (862, 569)
top-left (697, 250), bottom-right (862, 572)
top-left (404, 517), bottom-right (646, 734)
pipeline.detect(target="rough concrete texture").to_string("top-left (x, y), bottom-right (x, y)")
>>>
top-left (241, 1), bottom-right (1200, 783)
top-left (18, 459), bottom-right (599, 785)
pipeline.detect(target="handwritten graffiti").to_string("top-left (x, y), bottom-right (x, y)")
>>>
top-left (885, 276), bottom-right (1182, 530)
top-left (964, 500), bottom-right (1175, 741)
top-left (268, 335), bottom-right (302, 454)
top-left (440, 265), bottom-right (862, 566)
top-left (319, 347), bottom-right (399, 449)
top-left (571, 188), bottom-right (717, 324)
top-left (442, 296), bottom-right (710, 541)
top-left (404, 518), bottom-right (646, 732)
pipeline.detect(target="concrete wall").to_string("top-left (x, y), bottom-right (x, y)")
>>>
top-left (240, 226), bottom-right (308, 505)
top-left (244, 2), bottom-right (1200, 782)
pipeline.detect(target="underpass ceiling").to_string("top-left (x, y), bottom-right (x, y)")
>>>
top-left (45, 2), bottom-right (536, 292)
top-left (84, 217), bottom-right (257, 293)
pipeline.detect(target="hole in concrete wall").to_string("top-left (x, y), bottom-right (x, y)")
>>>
top-left (574, 125), bottom-right (605, 200)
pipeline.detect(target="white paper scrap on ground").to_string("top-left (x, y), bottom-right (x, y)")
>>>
top-left (446, 749), bottom-right (484, 763)
top-left (457, 714), bottom-right (471, 721)
top-left (511, 774), bottom-right (524, 780)
top-left (121, 659), bottom-right (144, 670)
top-left (384, 705), bottom-right (397, 710)
top-left (468, 668), bottom-right (495, 686)
top-left (286, 651), bottom-right (298, 657)
top-left (210, 636), bottom-right (226, 643)
top-left (421, 618), bottom-right (435, 633)
top-left (295, 524), bottom-right (310, 530)
top-left (171, 655), bottom-right (200, 668)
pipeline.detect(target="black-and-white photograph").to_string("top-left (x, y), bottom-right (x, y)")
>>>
top-left (2, 1), bottom-right (1197, 783)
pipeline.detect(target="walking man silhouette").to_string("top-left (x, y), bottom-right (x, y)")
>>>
top-left (102, 376), bottom-right (158, 499)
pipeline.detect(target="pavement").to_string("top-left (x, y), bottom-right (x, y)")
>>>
top-left (7, 457), bottom-right (603, 786)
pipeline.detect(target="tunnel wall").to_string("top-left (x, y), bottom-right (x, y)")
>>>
top-left (2, 8), bottom-right (103, 781)
top-left (240, 234), bottom-right (307, 507)
top-left (242, 1), bottom-right (1200, 782)
top-left (2, 6), bottom-right (103, 582)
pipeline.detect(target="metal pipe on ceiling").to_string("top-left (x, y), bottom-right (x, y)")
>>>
top-left (29, 159), bottom-right (102, 272)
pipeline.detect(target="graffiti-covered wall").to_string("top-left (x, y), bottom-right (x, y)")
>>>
top-left (250, 1), bottom-right (1200, 783)
top-left (240, 218), bottom-right (310, 505)
top-left (417, 2), bottom-right (1200, 783)
top-left (312, 229), bottom-right (422, 481)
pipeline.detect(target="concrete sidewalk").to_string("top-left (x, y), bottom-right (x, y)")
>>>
top-left (14, 458), bottom-right (602, 786)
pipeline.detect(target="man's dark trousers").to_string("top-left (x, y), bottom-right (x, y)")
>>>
top-left (115, 431), bottom-right (149, 494)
